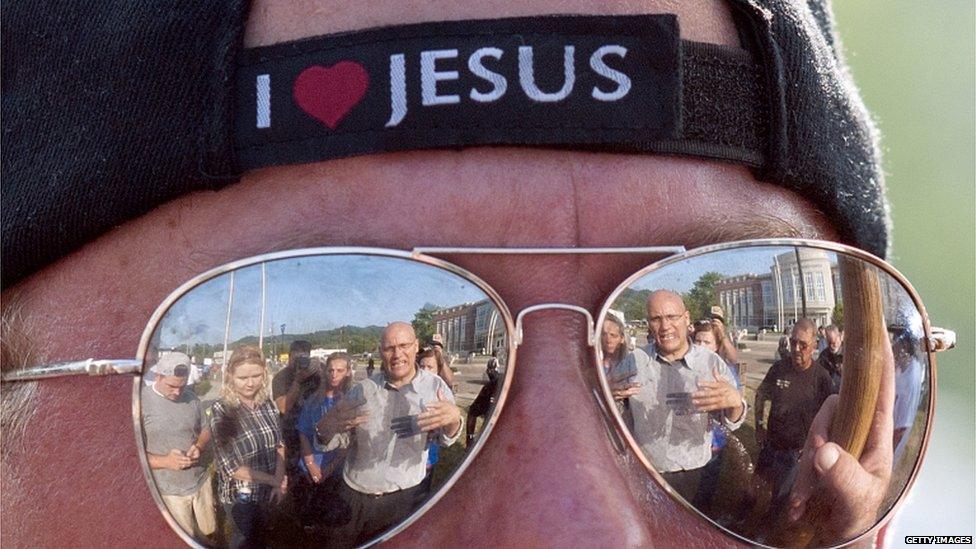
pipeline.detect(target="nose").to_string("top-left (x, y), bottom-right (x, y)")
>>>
top-left (395, 312), bottom-right (735, 546)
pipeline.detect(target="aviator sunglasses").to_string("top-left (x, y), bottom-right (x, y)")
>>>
top-left (2, 238), bottom-right (955, 548)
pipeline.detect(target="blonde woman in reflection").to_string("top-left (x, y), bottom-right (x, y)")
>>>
top-left (210, 345), bottom-right (287, 548)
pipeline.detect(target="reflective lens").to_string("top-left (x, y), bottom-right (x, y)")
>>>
top-left (136, 251), bottom-right (511, 547)
top-left (600, 243), bottom-right (931, 547)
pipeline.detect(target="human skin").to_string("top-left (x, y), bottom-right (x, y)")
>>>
top-left (791, 323), bottom-right (817, 371)
top-left (694, 330), bottom-right (719, 353)
top-left (154, 374), bottom-right (188, 402)
top-left (380, 322), bottom-right (421, 387)
top-left (646, 291), bottom-right (693, 361)
top-left (230, 362), bottom-right (266, 403)
top-left (419, 356), bottom-right (439, 374)
top-left (2, 1), bottom-right (895, 548)
top-left (601, 319), bottom-right (626, 359)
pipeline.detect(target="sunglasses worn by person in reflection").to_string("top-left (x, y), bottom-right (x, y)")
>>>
top-left (1, 239), bottom-right (955, 549)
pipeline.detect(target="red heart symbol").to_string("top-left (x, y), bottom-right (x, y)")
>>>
top-left (293, 61), bottom-right (369, 130)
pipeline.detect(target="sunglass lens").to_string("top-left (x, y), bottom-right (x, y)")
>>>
top-left (138, 253), bottom-right (510, 547)
top-left (602, 244), bottom-right (930, 546)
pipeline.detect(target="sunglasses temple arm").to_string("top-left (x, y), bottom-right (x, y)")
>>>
top-left (1, 359), bottom-right (142, 382)
top-left (514, 304), bottom-right (596, 347)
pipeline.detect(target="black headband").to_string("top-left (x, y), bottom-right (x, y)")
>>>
top-left (0, 1), bottom-right (888, 288)
top-left (233, 15), bottom-right (765, 170)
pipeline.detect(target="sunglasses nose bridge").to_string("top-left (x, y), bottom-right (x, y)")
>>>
top-left (514, 303), bottom-right (596, 347)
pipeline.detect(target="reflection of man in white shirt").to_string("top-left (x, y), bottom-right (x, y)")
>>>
top-left (892, 332), bottom-right (923, 460)
top-left (316, 322), bottom-right (462, 546)
top-left (610, 290), bottom-right (745, 500)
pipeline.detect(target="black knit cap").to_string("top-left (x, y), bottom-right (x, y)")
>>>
top-left (0, 1), bottom-right (888, 288)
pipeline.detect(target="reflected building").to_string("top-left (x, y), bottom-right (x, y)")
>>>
top-left (715, 275), bottom-right (764, 329)
top-left (715, 248), bottom-right (838, 331)
top-left (433, 299), bottom-right (504, 355)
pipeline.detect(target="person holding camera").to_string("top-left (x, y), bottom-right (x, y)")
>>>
top-left (272, 340), bottom-right (319, 481)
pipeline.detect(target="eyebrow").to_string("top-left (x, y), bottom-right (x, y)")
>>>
top-left (677, 210), bottom-right (825, 248)
top-left (0, 297), bottom-right (40, 454)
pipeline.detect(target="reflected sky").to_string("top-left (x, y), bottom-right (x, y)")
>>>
top-left (157, 255), bottom-right (490, 347)
top-left (630, 247), bottom-right (835, 293)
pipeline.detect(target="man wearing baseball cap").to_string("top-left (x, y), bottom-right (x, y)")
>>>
top-left (142, 352), bottom-right (216, 540)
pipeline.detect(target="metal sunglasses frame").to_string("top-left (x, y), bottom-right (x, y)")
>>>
top-left (1, 238), bottom-right (955, 548)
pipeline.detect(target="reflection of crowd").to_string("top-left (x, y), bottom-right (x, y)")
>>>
top-left (293, 354), bottom-right (352, 532)
top-left (143, 322), bottom-right (471, 548)
top-left (602, 289), bottom-right (917, 542)
top-left (818, 325), bottom-right (844, 393)
top-left (466, 350), bottom-right (500, 446)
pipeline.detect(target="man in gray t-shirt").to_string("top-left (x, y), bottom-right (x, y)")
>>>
top-left (317, 322), bottom-right (462, 547)
top-left (141, 352), bottom-right (216, 538)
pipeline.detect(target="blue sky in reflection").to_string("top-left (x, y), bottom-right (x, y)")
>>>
top-left (157, 255), bottom-right (489, 347)
top-left (630, 246), bottom-right (837, 293)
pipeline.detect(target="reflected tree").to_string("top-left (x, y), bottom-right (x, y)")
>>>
top-left (832, 300), bottom-right (844, 329)
top-left (412, 304), bottom-right (439, 343)
top-left (615, 288), bottom-right (651, 322)
top-left (683, 271), bottom-right (723, 321)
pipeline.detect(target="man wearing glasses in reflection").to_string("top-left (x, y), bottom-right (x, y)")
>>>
top-left (141, 352), bottom-right (216, 541)
top-left (754, 318), bottom-right (834, 512)
top-left (612, 290), bottom-right (746, 503)
top-left (314, 322), bottom-right (462, 546)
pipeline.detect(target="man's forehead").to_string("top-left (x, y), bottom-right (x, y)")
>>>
top-left (793, 327), bottom-right (816, 340)
top-left (159, 375), bottom-right (187, 384)
top-left (647, 292), bottom-right (686, 312)
top-left (382, 325), bottom-right (416, 344)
